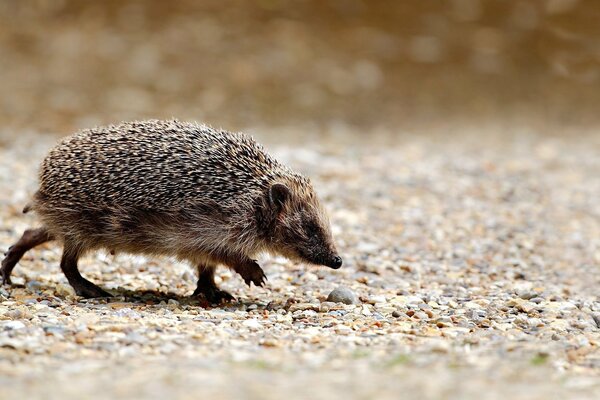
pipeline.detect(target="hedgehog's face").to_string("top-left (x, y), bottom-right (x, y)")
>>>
top-left (267, 183), bottom-right (342, 269)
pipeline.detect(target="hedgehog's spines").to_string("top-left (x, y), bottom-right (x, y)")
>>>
top-left (32, 120), bottom-right (325, 261)
top-left (36, 119), bottom-right (306, 211)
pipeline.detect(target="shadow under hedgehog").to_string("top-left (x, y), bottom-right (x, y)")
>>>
top-left (1, 120), bottom-right (342, 303)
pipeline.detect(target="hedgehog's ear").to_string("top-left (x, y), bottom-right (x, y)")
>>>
top-left (269, 183), bottom-right (291, 211)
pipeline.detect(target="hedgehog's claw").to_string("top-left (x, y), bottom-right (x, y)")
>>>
top-left (193, 286), bottom-right (235, 304)
top-left (0, 272), bottom-right (11, 285)
top-left (70, 279), bottom-right (113, 298)
top-left (242, 262), bottom-right (267, 287)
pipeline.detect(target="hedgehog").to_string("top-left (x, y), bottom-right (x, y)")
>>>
top-left (1, 120), bottom-right (342, 303)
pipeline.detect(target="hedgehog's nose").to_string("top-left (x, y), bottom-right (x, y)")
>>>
top-left (329, 256), bottom-right (343, 269)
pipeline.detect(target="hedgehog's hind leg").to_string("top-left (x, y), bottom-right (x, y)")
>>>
top-left (192, 263), bottom-right (235, 304)
top-left (60, 238), bottom-right (111, 298)
top-left (1, 227), bottom-right (55, 285)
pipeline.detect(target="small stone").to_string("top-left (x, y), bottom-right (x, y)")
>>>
top-left (430, 340), bottom-right (450, 353)
top-left (181, 270), bottom-right (195, 282)
top-left (528, 318), bottom-right (543, 328)
top-left (516, 289), bottom-right (537, 300)
top-left (288, 303), bottom-right (319, 313)
top-left (6, 309), bottom-right (23, 319)
top-left (442, 327), bottom-right (470, 338)
top-left (335, 325), bottom-right (353, 334)
top-left (43, 325), bottom-right (66, 336)
top-left (114, 308), bottom-right (141, 319)
top-left (319, 302), bottom-right (336, 312)
top-left (546, 301), bottom-right (577, 312)
top-left (395, 295), bottom-right (423, 305)
top-left (591, 313), bottom-right (600, 329)
top-left (392, 310), bottom-right (402, 318)
top-left (466, 309), bottom-right (480, 321)
top-left (550, 319), bottom-right (569, 332)
top-left (413, 311), bottom-right (429, 320)
top-left (26, 280), bottom-right (43, 291)
top-left (464, 301), bottom-right (481, 309)
top-left (478, 319), bottom-right (491, 328)
top-left (369, 295), bottom-right (387, 304)
top-left (55, 284), bottom-right (74, 297)
top-left (530, 297), bottom-right (544, 304)
top-left (515, 315), bottom-right (529, 326)
top-left (326, 287), bottom-right (358, 305)
top-left (508, 298), bottom-right (535, 313)
top-left (125, 332), bottom-right (147, 345)
top-left (2, 321), bottom-right (26, 330)
top-left (242, 319), bottom-right (261, 330)
top-left (435, 317), bottom-right (453, 328)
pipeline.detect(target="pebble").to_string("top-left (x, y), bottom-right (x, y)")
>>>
top-left (114, 308), bottom-right (141, 319)
top-left (326, 287), bottom-right (358, 305)
top-left (26, 280), bottom-right (43, 291)
top-left (413, 311), bottom-right (429, 320)
top-left (2, 320), bottom-right (26, 330)
top-left (528, 318), bottom-right (543, 328)
top-left (516, 290), bottom-right (537, 300)
top-left (43, 325), bottom-right (66, 336)
top-left (369, 295), bottom-right (387, 304)
top-left (590, 313), bottom-right (600, 329)
top-left (242, 319), bottom-right (262, 330)
top-left (6, 309), bottom-right (24, 319)
top-left (288, 303), bottom-right (320, 313)
top-left (435, 317), bottom-right (453, 328)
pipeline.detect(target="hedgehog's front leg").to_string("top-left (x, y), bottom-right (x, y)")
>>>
top-left (192, 263), bottom-right (235, 303)
top-left (231, 258), bottom-right (267, 288)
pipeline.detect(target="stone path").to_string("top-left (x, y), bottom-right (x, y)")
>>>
top-left (1, 131), bottom-right (599, 399)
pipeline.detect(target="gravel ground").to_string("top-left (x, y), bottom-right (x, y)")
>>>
top-left (0, 130), bottom-right (599, 399)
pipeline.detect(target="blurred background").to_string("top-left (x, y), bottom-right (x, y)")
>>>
top-left (1, 3), bottom-right (600, 398)
top-left (0, 0), bottom-right (599, 137)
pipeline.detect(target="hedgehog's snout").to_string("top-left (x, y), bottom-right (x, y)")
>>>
top-left (327, 255), bottom-right (343, 269)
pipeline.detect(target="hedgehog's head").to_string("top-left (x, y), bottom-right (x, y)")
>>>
top-left (261, 181), bottom-right (342, 269)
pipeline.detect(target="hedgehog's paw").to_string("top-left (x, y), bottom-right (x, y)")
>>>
top-left (241, 261), bottom-right (267, 288)
top-left (1, 255), bottom-right (15, 285)
top-left (0, 269), bottom-right (11, 285)
top-left (70, 279), bottom-right (113, 298)
top-left (193, 285), bottom-right (235, 304)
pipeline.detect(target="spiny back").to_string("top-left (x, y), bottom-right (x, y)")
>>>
top-left (39, 120), bottom-right (306, 210)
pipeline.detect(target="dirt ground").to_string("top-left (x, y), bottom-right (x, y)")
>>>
top-left (1, 130), bottom-right (599, 400)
